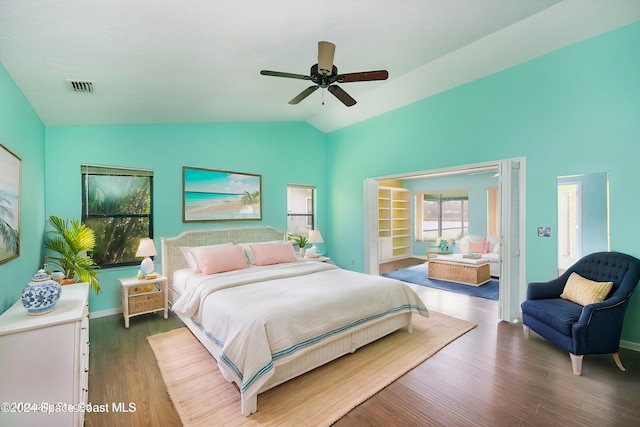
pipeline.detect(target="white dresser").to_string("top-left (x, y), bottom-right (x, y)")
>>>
top-left (0, 282), bottom-right (89, 427)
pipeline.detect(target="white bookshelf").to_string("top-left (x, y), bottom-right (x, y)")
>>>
top-left (378, 186), bottom-right (411, 261)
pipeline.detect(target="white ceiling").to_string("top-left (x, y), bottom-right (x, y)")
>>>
top-left (1, 1), bottom-right (639, 133)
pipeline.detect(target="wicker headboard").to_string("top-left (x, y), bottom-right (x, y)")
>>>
top-left (161, 226), bottom-right (286, 286)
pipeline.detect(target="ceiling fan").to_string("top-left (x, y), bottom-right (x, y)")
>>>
top-left (260, 41), bottom-right (389, 107)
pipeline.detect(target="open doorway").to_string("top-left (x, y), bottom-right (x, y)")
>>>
top-left (363, 158), bottom-right (526, 322)
top-left (557, 181), bottom-right (581, 274)
top-left (376, 173), bottom-right (498, 275)
top-left (556, 172), bottom-right (609, 275)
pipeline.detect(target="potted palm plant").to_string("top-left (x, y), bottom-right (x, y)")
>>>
top-left (288, 233), bottom-right (309, 257)
top-left (44, 215), bottom-right (101, 294)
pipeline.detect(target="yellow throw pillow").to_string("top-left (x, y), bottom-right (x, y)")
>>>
top-left (560, 272), bottom-right (613, 306)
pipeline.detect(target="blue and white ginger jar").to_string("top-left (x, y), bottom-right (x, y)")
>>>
top-left (21, 269), bottom-right (62, 315)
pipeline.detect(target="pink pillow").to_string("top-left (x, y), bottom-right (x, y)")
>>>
top-left (468, 240), bottom-right (488, 254)
top-left (189, 244), bottom-right (248, 275)
top-left (483, 240), bottom-right (490, 253)
top-left (180, 243), bottom-right (232, 273)
top-left (249, 241), bottom-right (297, 266)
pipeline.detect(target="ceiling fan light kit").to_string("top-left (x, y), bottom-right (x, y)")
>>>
top-left (317, 41), bottom-right (336, 76)
top-left (260, 41), bottom-right (389, 107)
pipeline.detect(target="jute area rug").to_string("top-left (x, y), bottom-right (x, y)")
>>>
top-left (148, 311), bottom-right (475, 427)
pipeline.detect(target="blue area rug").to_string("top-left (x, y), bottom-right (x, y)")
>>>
top-left (383, 263), bottom-right (499, 300)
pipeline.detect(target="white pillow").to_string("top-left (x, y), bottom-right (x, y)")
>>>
top-left (180, 242), bottom-right (232, 273)
top-left (487, 236), bottom-right (499, 252)
top-left (458, 237), bottom-right (470, 254)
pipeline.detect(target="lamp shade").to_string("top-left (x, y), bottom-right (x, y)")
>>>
top-left (136, 238), bottom-right (157, 257)
top-left (308, 230), bottom-right (324, 244)
top-left (136, 238), bottom-right (157, 275)
top-left (317, 41), bottom-right (335, 76)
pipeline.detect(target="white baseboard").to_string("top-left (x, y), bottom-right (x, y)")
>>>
top-left (89, 308), bottom-right (122, 319)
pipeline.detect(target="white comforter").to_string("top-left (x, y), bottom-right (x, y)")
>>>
top-left (172, 261), bottom-right (428, 401)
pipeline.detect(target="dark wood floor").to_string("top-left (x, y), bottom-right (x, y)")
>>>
top-left (87, 263), bottom-right (640, 426)
top-left (86, 312), bottom-right (184, 427)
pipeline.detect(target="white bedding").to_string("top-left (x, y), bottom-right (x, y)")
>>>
top-left (171, 268), bottom-right (194, 296)
top-left (172, 260), bottom-right (428, 404)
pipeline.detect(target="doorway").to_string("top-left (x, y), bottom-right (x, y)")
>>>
top-left (363, 158), bottom-right (526, 322)
top-left (556, 172), bottom-right (609, 275)
top-left (557, 182), bottom-right (581, 273)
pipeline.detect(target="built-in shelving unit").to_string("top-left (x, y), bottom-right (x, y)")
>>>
top-left (378, 186), bottom-right (411, 261)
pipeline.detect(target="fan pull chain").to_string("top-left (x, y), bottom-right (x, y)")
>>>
top-left (322, 88), bottom-right (325, 105)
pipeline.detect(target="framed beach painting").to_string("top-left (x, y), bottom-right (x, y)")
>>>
top-left (183, 167), bottom-right (262, 222)
top-left (0, 144), bottom-right (21, 264)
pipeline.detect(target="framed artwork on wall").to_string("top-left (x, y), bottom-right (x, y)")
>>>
top-left (0, 144), bottom-right (21, 264)
top-left (182, 167), bottom-right (262, 222)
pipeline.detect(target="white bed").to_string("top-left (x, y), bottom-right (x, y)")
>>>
top-left (162, 227), bottom-right (428, 416)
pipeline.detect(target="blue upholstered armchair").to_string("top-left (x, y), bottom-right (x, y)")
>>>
top-left (521, 251), bottom-right (640, 375)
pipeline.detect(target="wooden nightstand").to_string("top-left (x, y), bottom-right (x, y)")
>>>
top-left (119, 275), bottom-right (168, 328)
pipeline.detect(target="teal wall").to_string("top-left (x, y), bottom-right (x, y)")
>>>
top-left (325, 22), bottom-right (640, 343)
top-left (0, 63), bottom-right (46, 313)
top-left (44, 122), bottom-right (327, 312)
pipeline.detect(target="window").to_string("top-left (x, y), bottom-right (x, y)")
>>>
top-left (416, 191), bottom-right (468, 241)
top-left (287, 184), bottom-right (315, 235)
top-left (81, 165), bottom-right (153, 268)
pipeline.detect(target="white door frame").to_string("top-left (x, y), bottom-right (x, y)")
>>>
top-left (363, 179), bottom-right (380, 275)
top-left (498, 158), bottom-right (527, 322)
top-left (363, 157), bottom-right (526, 321)
top-left (557, 181), bottom-right (583, 263)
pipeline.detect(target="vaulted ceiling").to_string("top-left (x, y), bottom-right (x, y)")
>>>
top-left (1, 1), bottom-right (638, 132)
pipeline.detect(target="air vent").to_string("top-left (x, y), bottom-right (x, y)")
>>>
top-left (65, 80), bottom-right (94, 93)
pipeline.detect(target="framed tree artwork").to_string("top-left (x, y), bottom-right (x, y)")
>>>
top-left (0, 144), bottom-right (21, 264)
top-left (183, 167), bottom-right (262, 222)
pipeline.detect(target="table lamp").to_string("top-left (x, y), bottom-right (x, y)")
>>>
top-left (136, 238), bottom-right (157, 275)
top-left (308, 230), bottom-right (324, 254)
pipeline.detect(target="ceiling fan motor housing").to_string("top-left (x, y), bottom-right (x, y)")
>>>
top-left (310, 64), bottom-right (338, 87)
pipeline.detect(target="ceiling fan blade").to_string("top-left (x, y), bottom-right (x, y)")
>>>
top-left (328, 85), bottom-right (356, 107)
top-left (317, 41), bottom-right (336, 76)
top-left (289, 86), bottom-right (319, 105)
top-left (336, 70), bottom-right (389, 83)
top-left (260, 70), bottom-right (310, 80)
